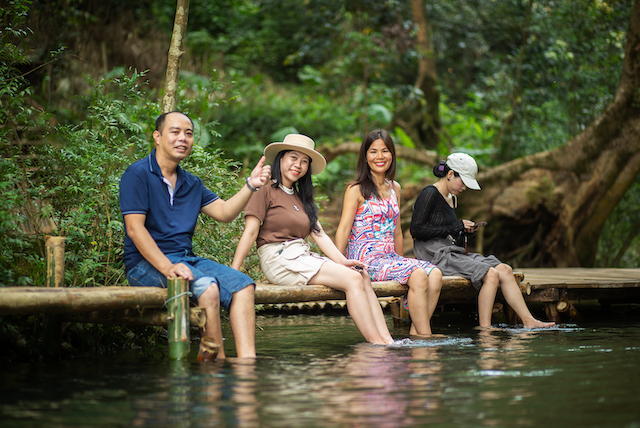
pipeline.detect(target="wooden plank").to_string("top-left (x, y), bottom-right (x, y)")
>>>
top-left (518, 268), bottom-right (640, 303)
top-left (519, 268), bottom-right (640, 288)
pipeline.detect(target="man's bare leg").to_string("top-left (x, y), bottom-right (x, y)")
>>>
top-left (197, 284), bottom-right (225, 359)
top-left (228, 285), bottom-right (257, 358)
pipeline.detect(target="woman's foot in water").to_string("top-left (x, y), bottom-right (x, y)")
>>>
top-left (523, 317), bottom-right (556, 328)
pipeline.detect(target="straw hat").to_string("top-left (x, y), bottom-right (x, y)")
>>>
top-left (264, 134), bottom-right (327, 175)
top-left (446, 153), bottom-right (481, 190)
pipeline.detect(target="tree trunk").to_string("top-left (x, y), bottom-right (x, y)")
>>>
top-left (161, 0), bottom-right (190, 113)
top-left (390, 0), bottom-right (442, 149)
top-left (405, 0), bottom-right (640, 267)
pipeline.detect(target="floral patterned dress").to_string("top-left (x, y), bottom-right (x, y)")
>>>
top-left (346, 181), bottom-right (436, 283)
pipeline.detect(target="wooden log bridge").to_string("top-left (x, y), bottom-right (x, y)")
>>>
top-left (1, 269), bottom-right (639, 323)
top-left (519, 268), bottom-right (640, 322)
top-left (0, 274), bottom-right (501, 318)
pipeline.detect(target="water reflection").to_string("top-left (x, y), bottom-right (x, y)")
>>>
top-left (325, 344), bottom-right (440, 426)
top-left (129, 359), bottom-right (260, 428)
top-left (476, 328), bottom-right (534, 372)
top-left (1, 310), bottom-right (640, 428)
top-left (261, 339), bottom-right (446, 427)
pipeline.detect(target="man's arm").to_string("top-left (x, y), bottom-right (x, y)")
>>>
top-left (201, 156), bottom-right (271, 222)
top-left (124, 213), bottom-right (194, 280)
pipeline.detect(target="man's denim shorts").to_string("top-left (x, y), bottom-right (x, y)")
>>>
top-left (126, 253), bottom-right (254, 311)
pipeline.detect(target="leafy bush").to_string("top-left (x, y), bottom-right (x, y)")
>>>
top-left (1, 67), bottom-right (252, 287)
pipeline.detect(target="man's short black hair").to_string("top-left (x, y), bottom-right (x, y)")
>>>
top-left (155, 112), bottom-right (195, 134)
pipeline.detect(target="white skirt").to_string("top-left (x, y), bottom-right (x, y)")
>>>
top-left (257, 238), bottom-right (328, 285)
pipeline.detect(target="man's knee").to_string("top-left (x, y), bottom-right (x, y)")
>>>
top-left (198, 282), bottom-right (221, 307)
top-left (234, 284), bottom-right (255, 300)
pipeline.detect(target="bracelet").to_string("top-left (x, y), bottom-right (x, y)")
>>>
top-left (245, 177), bottom-right (259, 192)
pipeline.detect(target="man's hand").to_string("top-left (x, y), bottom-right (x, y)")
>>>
top-left (166, 262), bottom-right (194, 281)
top-left (248, 156), bottom-right (271, 189)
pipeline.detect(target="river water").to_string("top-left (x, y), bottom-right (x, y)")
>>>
top-left (1, 303), bottom-right (639, 427)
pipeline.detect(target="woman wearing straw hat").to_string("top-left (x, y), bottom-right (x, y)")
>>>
top-left (232, 134), bottom-right (394, 345)
top-left (410, 153), bottom-right (554, 329)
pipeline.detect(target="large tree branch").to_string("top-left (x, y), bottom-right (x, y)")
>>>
top-left (401, 0), bottom-right (640, 267)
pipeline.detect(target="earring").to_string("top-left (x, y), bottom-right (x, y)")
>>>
top-left (447, 178), bottom-right (450, 181)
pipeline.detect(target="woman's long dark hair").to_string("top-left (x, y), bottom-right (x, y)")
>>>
top-left (351, 129), bottom-right (397, 200)
top-left (271, 150), bottom-right (320, 234)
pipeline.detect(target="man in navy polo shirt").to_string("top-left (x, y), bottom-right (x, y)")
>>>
top-left (119, 111), bottom-right (270, 360)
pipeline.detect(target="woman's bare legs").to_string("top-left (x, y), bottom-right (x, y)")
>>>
top-left (477, 267), bottom-right (500, 327)
top-left (478, 264), bottom-right (555, 328)
top-left (311, 262), bottom-right (394, 344)
top-left (362, 273), bottom-right (393, 343)
top-left (407, 268), bottom-right (443, 335)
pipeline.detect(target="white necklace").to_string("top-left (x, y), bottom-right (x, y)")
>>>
top-left (279, 184), bottom-right (299, 211)
top-left (279, 183), bottom-right (294, 195)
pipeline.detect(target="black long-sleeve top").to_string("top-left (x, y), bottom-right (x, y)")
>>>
top-left (410, 185), bottom-right (465, 241)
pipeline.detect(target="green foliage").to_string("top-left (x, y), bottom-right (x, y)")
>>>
top-left (212, 75), bottom-right (362, 163)
top-left (596, 175), bottom-right (640, 268)
top-left (1, 64), bottom-right (247, 286)
top-left (428, 0), bottom-right (631, 161)
top-left (439, 92), bottom-right (500, 163)
top-left (41, 69), bottom-right (157, 286)
top-left (1, 0), bottom-right (50, 286)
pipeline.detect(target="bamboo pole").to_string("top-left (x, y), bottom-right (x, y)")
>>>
top-left (167, 277), bottom-right (190, 360)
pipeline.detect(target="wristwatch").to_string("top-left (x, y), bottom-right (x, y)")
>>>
top-left (245, 177), bottom-right (259, 192)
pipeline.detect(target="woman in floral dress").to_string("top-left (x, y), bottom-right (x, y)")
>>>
top-left (335, 130), bottom-right (442, 335)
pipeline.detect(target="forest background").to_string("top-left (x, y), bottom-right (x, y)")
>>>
top-left (1, 0), bottom-right (638, 294)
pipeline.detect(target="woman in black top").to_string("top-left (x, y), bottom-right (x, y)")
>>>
top-left (411, 153), bottom-right (554, 328)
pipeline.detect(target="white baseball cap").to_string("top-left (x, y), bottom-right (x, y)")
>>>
top-left (446, 153), bottom-right (481, 190)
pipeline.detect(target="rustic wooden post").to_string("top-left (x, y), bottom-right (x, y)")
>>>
top-left (389, 297), bottom-right (411, 328)
top-left (167, 276), bottom-right (190, 360)
top-left (544, 303), bottom-right (562, 323)
top-left (44, 235), bottom-right (65, 355)
top-left (45, 236), bottom-right (65, 288)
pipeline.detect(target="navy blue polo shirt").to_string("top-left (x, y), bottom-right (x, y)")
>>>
top-left (119, 149), bottom-right (219, 273)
